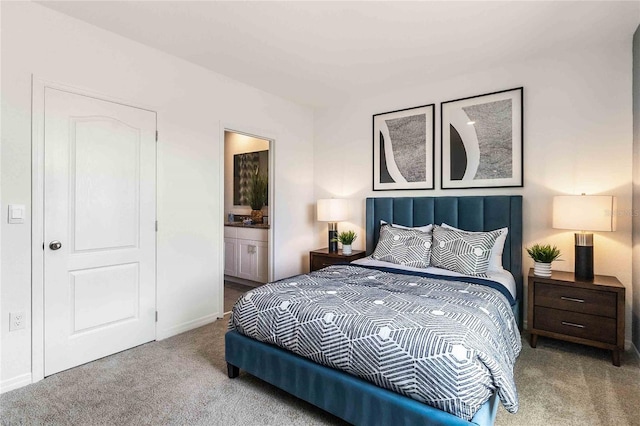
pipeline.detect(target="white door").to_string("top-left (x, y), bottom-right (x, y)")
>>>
top-left (43, 88), bottom-right (157, 376)
top-left (254, 241), bottom-right (269, 283)
top-left (237, 239), bottom-right (268, 283)
top-left (224, 238), bottom-right (238, 276)
top-left (237, 239), bottom-right (255, 281)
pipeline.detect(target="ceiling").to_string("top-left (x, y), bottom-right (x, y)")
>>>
top-left (39, 1), bottom-right (640, 108)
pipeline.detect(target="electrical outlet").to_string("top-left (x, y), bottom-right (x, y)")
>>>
top-left (9, 312), bottom-right (25, 331)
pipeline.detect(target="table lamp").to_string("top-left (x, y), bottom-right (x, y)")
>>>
top-left (317, 199), bottom-right (349, 253)
top-left (552, 194), bottom-right (615, 280)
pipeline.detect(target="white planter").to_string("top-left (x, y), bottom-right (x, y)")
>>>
top-left (533, 262), bottom-right (552, 277)
top-left (342, 244), bottom-right (352, 255)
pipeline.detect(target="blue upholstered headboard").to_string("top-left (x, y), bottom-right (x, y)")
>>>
top-left (365, 196), bottom-right (523, 321)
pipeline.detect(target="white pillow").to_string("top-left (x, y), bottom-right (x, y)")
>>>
top-left (380, 220), bottom-right (433, 233)
top-left (441, 223), bottom-right (508, 272)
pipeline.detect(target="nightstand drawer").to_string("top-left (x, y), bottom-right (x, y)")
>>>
top-left (534, 283), bottom-right (616, 318)
top-left (534, 306), bottom-right (616, 344)
top-left (311, 257), bottom-right (338, 271)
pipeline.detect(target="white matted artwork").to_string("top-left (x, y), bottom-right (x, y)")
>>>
top-left (441, 87), bottom-right (523, 189)
top-left (373, 104), bottom-right (435, 190)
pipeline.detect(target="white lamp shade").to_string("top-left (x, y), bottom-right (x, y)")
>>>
top-left (552, 195), bottom-right (615, 232)
top-left (317, 198), bottom-right (349, 222)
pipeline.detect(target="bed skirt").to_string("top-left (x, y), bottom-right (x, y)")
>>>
top-left (225, 330), bottom-right (499, 426)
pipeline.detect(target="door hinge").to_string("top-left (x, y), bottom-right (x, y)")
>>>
top-left (155, 221), bottom-right (158, 232)
top-left (155, 130), bottom-right (158, 142)
top-left (155, 311), bottom-right (158, 322)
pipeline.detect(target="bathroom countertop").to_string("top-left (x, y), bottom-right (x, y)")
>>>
top-left (224, 222), bottom-right (270, 229)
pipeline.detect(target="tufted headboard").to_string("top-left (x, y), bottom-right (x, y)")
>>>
top-left (365, 196), bottom-right (523, 323)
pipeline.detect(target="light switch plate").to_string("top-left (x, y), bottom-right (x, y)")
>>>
top-left (8, 205), bottom-right (25, 224)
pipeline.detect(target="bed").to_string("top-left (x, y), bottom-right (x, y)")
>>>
top-left (226, 195), bottom-right (522, 425)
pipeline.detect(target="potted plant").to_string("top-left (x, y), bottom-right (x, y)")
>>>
top-left (526, 244), bottom-right (562, 277)
top-left (247, 167), bottom-right (267, 224)
top-left (337, 230), bottom-right (357, 255)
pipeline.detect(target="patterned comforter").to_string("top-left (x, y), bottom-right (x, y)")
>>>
top-left (229, 264), bottom-right (521, 420)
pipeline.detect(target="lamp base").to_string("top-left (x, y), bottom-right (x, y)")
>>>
top-left (574, 232), bottom-right (594, 281)
top-left (575, 246), bottom-right (593, 280)
top-left (328, 222), bottom-right (338, 253)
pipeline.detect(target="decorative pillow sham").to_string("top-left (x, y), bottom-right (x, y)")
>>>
top-left (431, 226), bottom-right (502, 276)
top-left (441, 223), bottom-right (508, 272)
top-left (372, 225), bottom-right (432, 268)
top-left (380, 220), bottom-right (433, 233)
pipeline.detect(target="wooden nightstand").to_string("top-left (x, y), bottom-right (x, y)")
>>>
top-left (527, 269), bottom-right (625, 366)
top-left (309, 248), bottom-right (367, 272)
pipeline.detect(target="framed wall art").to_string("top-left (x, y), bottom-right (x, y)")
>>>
top-left (373, 104), bottom-right (435, 190)
top-left (441, 87), bottom-right (523, 189)
top-left (233, 150), bottom-right (269, 206)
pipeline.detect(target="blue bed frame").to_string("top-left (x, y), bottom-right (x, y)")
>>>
top-left (226, 195), bottom-right (523, 426)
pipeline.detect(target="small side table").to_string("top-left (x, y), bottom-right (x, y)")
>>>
top-left (527, 269), bottom-right (625, 366)
top-left (309, 248), bottom-right (367, 272)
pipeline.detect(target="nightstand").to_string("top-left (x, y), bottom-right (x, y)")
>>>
top-left (309, 248), bottom-right (367, 272)
top-left (527, 269), bottom-right (625, 366)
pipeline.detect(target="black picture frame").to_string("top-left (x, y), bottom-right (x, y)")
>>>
top-left (233, 150), bottom-right (269, 206)
top-left (440, 87), bottom-right (523, 189)
top-left (372, 104), bottom-right (435, 191)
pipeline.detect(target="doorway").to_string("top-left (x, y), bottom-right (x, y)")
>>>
top-left (222, 130), bottom-right (273, 314)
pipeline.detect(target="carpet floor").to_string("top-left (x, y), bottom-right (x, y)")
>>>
top-left (223, 282), bottom-right (254, 313)
top-left (1, 317), bottom-right (639, 426)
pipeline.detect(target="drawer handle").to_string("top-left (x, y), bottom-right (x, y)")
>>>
top-left (561, 321), bottom-right (585, 329)
top-left (560, 297), bottom-right (584, 303)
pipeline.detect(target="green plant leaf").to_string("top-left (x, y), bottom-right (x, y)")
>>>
top-left (247, 167), bottom-right (268, 210)
top-left (526, 243), bottom-right (562, 263)
top-left (337, 230), bottom-right (357, 245)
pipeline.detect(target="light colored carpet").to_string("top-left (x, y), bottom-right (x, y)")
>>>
top-left (495, 337), bottom-right (640, 426)
top-left (1, 317), bottom-right (638, 425)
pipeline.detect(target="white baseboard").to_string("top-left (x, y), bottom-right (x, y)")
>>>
top-left (156, 313), bottom-right (220, 340)
top-left (1, 373), bottom-right (32, 394)
top-left (0, 314), bottom-right (222, 393)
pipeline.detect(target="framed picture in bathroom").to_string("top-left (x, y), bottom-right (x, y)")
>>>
top-left (233, 150), bottom-right (269, 206)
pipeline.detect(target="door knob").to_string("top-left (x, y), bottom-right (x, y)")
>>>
top-left (49, 241), bottom-right (62, 250)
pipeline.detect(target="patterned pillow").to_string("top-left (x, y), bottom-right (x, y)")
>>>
top-left (372, 225), bottom-right (432, 268)
top-left (441, 223), bottom-right (508, 272)
top-left (380, 220), bottom-right (433, 233)
top-left (430, 226), bottom-right (502, 276)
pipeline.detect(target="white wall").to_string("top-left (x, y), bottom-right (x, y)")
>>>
top-left (0, 2), bottom-right (315, 391)
top-left (224, 132), bottom-right (269, 217)
top-left (314, 43), bottom-right (634, 342)
top-left (633, 24), bottom-right (640, 353)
